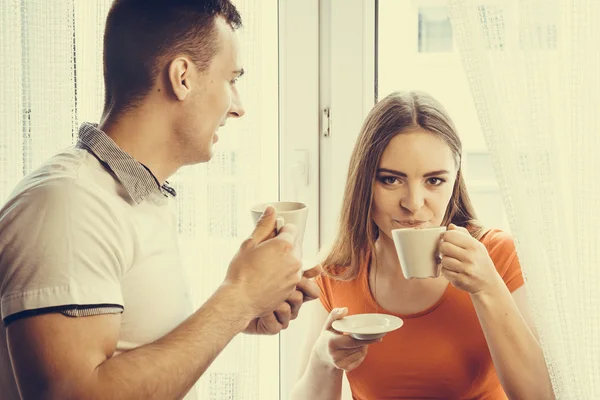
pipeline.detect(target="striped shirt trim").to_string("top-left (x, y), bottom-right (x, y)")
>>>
top-left (3, 304), bottom-right (124, 326)
top-left (76, 122), bottom-right (176, 203)
top-left (61, 306), bottom-right (124, 318)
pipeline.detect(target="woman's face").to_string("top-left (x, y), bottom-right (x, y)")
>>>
top-left (371, 128), bottom-right (458, 241)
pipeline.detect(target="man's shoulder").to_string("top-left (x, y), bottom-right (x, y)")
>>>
top-left (9, 146), bottom-right (85, 189)
top-left (5, 146), bottom-right (125, 208)
top-left (0, 148), bottom-right (126, 225)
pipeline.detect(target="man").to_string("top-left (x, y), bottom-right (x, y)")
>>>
top-left (0, 1), bottom-right (320, 399)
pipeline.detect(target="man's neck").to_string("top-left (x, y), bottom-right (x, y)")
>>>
top-left (99, 105), bottom-right (180, 184)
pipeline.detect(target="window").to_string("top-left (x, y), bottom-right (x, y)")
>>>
top-left (418, 6), bottom-right (453, 53)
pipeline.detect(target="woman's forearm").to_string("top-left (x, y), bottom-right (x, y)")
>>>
top-left (291, 352), bottom-right (344, 400)
top-left (471, 282), bottom-right (554, 400)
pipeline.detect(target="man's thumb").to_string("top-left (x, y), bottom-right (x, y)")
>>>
top-left (250, 206), bottom-right (277, 244)
top-left (324, 307), bottom-right (348, 331)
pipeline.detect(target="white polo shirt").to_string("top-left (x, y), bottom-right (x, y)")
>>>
top-left (0, 123), bottom-right (196, 399)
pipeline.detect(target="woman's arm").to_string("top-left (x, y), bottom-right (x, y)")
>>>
top-left (290, 300), bottom-right (344, 400)
top-left (471, 282), bottom-right (554, 400)
top-left (440, 225), bottom-right (554, 400)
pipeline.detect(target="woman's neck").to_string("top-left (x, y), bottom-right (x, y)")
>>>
top-left (374, 233), bottom-right (409, 284)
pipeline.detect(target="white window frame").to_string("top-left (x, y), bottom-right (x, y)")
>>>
top-left (277, 1), bottom-right (320, 399)
top-left (278, 1), bottom-right (375, 399)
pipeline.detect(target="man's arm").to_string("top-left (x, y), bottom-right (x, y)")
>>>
top-left (8, 284), bottom-right (251, 400)
top-left (7, 207), bottom-right (302, 400)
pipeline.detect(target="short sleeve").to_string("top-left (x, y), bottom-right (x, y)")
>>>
top-left (0, 177), bottom-right (130, 323)
top-left (481, 229), bottom-right (525, 293)
top-left (315, 274), bottom-right (334, 313)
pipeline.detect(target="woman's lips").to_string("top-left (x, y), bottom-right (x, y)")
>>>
top-left (393, 219), bottom-right (427, 228)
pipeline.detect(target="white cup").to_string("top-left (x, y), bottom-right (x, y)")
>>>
top-left (391, 226), bottom-right (447, 279)
top-left (250, 201), bottom-right (315, 273)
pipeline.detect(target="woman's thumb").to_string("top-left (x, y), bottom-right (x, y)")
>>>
top-left (324, 307), bottom-right (348, 331)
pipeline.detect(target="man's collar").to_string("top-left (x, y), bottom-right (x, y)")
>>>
top-left (76, 122), bottom-right (177, 203)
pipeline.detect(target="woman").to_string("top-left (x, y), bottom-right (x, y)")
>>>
top-left (291, 91), bottom-right (553, 399)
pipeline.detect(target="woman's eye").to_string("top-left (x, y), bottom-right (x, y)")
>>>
top-left (428, 177), bottom-right (445, 186)
top-left (379, 176), bottom-right (398, 185)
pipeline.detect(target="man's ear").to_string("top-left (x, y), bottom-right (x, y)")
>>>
top-left (168, 57), bottom-right (193, 101)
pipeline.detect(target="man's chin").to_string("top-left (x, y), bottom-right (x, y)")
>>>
top-left (198, 151), bottom-right (214, 164)
top-left (182, 149), bottom-right (213, 166)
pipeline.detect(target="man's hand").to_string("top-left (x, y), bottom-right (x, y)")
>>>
top-left (245, 264), bottom-right (323, 335)
top-left (224, 206), bottom-right (303, 322)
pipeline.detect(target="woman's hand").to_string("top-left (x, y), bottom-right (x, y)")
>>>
top-left (439, 224), bottom-right (503, 295)
top-left (313, 307), bottom-right (381, 372)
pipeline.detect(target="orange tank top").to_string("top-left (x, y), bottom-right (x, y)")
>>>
top-left (316, 229), bottom-right (524, 400)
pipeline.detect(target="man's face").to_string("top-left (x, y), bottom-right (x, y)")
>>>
top-left (177, 17), bottom-right (245, 164)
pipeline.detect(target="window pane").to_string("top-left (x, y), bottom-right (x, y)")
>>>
top-left (418, 6), bottom-right (453, 53)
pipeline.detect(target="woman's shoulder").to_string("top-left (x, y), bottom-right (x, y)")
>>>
top-left (315, 263), bottom-right (366, 312)
top-left (478, 228), bottom-right (524, 291)
top-left (478, 228), bottom-right (516, 255)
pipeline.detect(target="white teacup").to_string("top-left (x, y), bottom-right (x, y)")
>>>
top-left (250, 201), bottom-right (308, 243)
top-left (250, 201), bottom-right (315, 273)
top-left (391, 226), bottom-right (447, 279)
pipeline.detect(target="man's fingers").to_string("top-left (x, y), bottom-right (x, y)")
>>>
top-left (302, 263), bottom-right (323, 279)
top-left (249, 206), bottom-right (278, 244)
top-left (285, 290), bottom-right (304, 320)
top-left (258, 313), bottom-right (283, 335)
top-left (296, 277), bottom-right (321, 302)
top-left (274, 302), bottom-right (292, 329)
top-left (275, 223), bottom-right (298, 247)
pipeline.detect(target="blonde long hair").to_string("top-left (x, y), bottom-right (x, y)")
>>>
top-left (323, 91), bottom-right (484, 281)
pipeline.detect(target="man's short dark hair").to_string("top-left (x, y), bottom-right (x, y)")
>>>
top-left (103, 0), bottom-right (242, 114)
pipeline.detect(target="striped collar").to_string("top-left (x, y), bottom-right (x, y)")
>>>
top-left (76, 122), bottom-right (176, 203)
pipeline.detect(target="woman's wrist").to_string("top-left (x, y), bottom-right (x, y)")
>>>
top-left (470, 273), bottom-right (508, 303)
top-left (310, 341), bottom-right (338, 373)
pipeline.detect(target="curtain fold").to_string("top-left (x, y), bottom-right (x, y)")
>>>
top-left (449, 0), bottom-right (600, 397)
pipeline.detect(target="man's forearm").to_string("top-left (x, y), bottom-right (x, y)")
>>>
top-left (291, 353), bottom-right (343, 400)
top-left (471, 285), bottom-right (554, 400)
top-left (87, 284), bottom-right (251, 400)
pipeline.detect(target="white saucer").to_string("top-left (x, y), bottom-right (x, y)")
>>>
top-left (331, 313), bottom-right (404, 340)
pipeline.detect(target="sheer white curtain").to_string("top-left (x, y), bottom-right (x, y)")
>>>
top-left (449, 0), bottom-right (600, 397)
top-left (0, 1), bottom-right (279, 398)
